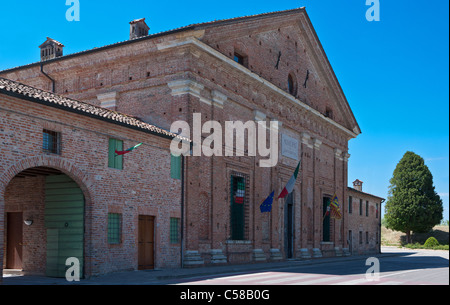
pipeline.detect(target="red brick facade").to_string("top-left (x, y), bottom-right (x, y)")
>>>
top-left (0, 85), bottom-right (182, 279)
top-left (0, 8), bottom-right (380, 280)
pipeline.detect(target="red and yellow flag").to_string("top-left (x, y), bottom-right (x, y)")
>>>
top-left (330, 193), bottom-right (342, 220)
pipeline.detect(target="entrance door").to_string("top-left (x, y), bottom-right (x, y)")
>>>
top-left (6, 212), bottom-right (23, 269)
top-left (323, 197), bottom-right (331, 242)
top-left (284, 192), bottom-right (294, 258)
top-left (138, 215), bottom-right (155, 270)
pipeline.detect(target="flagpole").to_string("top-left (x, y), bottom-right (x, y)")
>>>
top-left (322, 211), bottom-right (328, 223)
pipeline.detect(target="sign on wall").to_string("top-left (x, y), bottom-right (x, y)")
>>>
top-left (281, 134), bottom-right (299, 160)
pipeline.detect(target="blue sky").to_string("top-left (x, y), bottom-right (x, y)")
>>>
top-left (0, 0), bottom-right (448, 221)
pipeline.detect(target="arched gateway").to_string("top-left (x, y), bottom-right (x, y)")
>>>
top-left (0, 156), bottom-right (92, 279)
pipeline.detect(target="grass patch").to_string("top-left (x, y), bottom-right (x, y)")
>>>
top-left (382, 225), bottom-right (449, 250)
top-left (402, 243), bottom-right (449, 250)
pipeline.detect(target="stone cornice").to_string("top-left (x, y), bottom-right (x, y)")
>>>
top-left (167, 79), bottom-right (226, 109)
top-left (301, 132), bottom-right (313, 149)
top-left (343, 152), bottom-right (351, 162)
top-left (334, 148), bottom-right (343, 161)
top-left (313, 138), bottom-right (322, 150)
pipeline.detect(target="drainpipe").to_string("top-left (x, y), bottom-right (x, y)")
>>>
top-left (180, 154), bottom-right (185, 268)
top-left (379, 198), bottom-right (385, 254)
top-left (40, 63), bottom-right (55, 93)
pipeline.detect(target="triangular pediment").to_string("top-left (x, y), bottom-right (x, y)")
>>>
top-left (194, 8), bottom-right (360, 135)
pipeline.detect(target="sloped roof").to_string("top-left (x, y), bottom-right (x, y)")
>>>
top-left (39, 37), bottom-right (65, 48)
top-left (347, 187), bottom-right (385, 201)
top-left (130, 18), bottom-right (147, 24)
top-left (0, 7), bottom-right (360, 136)
top-left (1, 8), bottom-right (306, 73)
top-left (0, 77), bottom-right (188, 142)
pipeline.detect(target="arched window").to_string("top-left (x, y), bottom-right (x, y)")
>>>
top-left (288, 73), bottom-right (297, 96)
top-left (325, 107), bottom-right (333, 119)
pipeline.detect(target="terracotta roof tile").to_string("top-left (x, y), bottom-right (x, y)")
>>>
top-left (39, 37), bottom-right (65, 48)
top-left (1, 7), bottom-right (305, 72)
top-left (0, 77), bottom-right (189, 142)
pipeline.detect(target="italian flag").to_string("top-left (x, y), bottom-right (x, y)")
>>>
top-left (235, 180), bottom-right (245, 204)
top-left (278, 162), bottom-right (301, 199)
top-left (115, 143), bottom-right (143, 156)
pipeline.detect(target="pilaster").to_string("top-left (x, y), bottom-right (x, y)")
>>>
top-left (312, 138), bottom-right (322, 255)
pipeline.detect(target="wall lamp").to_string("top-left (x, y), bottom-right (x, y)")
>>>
top-left (24, 219), bottom-right (33, 226)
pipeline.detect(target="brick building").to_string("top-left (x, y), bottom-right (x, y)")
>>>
top-left (0, 78), bottom-right (185, 281)
top-left (0, 8), bottom-right (384, 280)
top-left (347, 180), bottom-right (385, 255)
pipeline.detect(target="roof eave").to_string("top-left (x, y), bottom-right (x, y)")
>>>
top-left (0, 87), bottom-right (184, 142)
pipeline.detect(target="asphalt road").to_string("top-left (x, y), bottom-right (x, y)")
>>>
top-left (161, 247), bottom-right (449, 285)
top-left (2, 247), bottom-right (448, 286)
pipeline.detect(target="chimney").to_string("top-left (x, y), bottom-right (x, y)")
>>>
top-left (39, 37), bottom-right (64, 61)
top-left (353, 179), bottom-right (363, 191)
top-left (129, 18), bottom-right (150, 40)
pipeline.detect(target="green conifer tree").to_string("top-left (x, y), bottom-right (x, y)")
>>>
top-left (385, 151), bottom-right (443, 243)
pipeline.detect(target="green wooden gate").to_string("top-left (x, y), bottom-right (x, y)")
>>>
top-left (45, 175), bottom-right (84, 278)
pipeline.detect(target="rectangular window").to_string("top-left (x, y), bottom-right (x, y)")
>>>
top-left (366, 201), bottom-right (369, 217)
top-left (359, 231), bottom-right (363, 244)
top-left (348, 196), bottom-right (353, 214)
top-left (171, 154), bottom-right (181, 180)
top-left (366, 232), bottom-right (369, 244)
top-left (359, 199), bottom-right (363, 216)
top-left (43, 129), bottom-right (61, 154)
top-left (230, 173), bottom-right (248, 240)
top-left (108, 138), bottom-right (123, 169)
top-left (170, 218), bottom-right (180, 244)
top-left (108, 213), bottom-right (122, 244)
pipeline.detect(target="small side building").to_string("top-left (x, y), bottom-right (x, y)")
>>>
top-left (347, 180), bottom-right (385, 255)
top-left (0, 77), bottom-right (186, 281)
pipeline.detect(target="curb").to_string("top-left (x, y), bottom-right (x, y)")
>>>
top-left (154, 252), bottom-right (400, 281)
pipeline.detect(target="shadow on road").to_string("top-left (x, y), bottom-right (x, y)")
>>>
top-left (165, 250), bottom-right (449, 284)
top-left (2, 249), bottom-right (448, 285)
top-left (273, 251), bottom-right (449, 277)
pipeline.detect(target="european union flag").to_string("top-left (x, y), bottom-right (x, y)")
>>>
top-left (260, 191), bottom-right (275, 213)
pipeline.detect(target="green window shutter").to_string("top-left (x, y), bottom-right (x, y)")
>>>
top-left (108, 138), bottom-right (116, 168)
top-left (171, 154), bottom-right (181, 179)
top-left (170, 218), bottom-right (180, 244)
top-left (108, 138), bottom-right (123, 169)
top-left (115, 140), bottom-right (123, 170)
top-left (108, 213), bottom-right (122, 244)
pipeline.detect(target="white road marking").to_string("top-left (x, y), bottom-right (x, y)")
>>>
top-left (260, 274), bottom-right (319, 284)
top-left (228, 272), bottom-right (289, 282)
